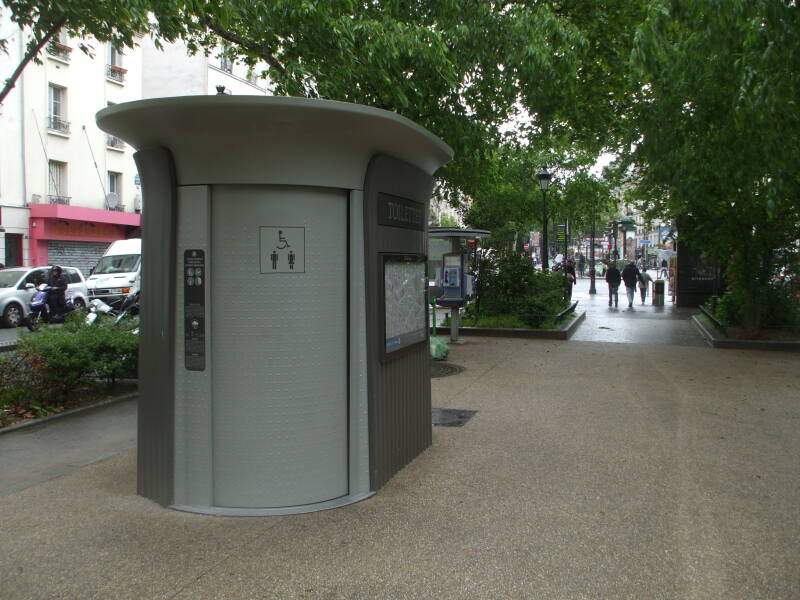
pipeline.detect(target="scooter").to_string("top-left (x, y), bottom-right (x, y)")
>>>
top-left (25, 284), bottom-right (76, 331)
top-left (85, 287), bottom-right (139, 333)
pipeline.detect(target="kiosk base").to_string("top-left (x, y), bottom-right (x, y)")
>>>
top-left (171, 492), bottom-right (375, 517)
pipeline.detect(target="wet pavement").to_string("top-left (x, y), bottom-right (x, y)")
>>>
top-left (570, 275), bottom-right (707, 346)
top-left (433, 274), bottom-right (707, 347)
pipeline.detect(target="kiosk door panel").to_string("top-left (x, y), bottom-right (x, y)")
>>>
top-left (211, 185), bottom-right (348, 508)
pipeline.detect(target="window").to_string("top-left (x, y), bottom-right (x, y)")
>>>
top-left (23, 270), bottom-right (48, 288)
top-left (106, 46), bottom-right (126, 82)
top-left (107, 45), bottom-right (122, 67)
top-left (66, 269), bottom-right (82, 284)
top-left (108, 171), bottom-right (121, 195)
top-left (49, 84), bottom-right (64, 118)
top-left (47, 84), bottom-right (69, 133)
top-left (220, 45), bottom-right (233, 73)
top-left (48, 161), bottom-right (68, 203)
top-left (47, 29), bottom-right (72, 61)
top-left (107, 171), bottom-right (122, 209)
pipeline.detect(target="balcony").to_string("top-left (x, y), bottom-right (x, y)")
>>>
top-left (47, 195), bottom-right (71, 205)
top-left (106, 135), bottom-right (126, 151)
top-left (47, 116), bottom-right (71, 135)
top-left (106, 64), bottom-right (127, 83)
top-left (47, 41), bottom-right (72, 62)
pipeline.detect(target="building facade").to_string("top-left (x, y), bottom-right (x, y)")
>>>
top-left (0, 20), bottom-right (272, 274)
top-left (0, 17), bottom-right (142, 272)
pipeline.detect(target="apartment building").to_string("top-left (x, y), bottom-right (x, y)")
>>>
top-left (0, 17), bottom-right (142, 273)
top-left (0, 16), bottom-right (272, 274)
top-left (141, 38), bottom-right (272, 98)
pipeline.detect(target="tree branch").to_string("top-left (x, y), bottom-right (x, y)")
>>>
top-left (204, 18), bottom-right (287, 76)
top-left (0, 17), bottom-right (67, 105)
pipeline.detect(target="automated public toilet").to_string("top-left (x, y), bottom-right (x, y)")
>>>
top-left (97, 96), bottom-right (453, 515)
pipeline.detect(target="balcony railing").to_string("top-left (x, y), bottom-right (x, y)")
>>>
top-left (108, 203), bottom-right (126, 212)
top-left (106, 135), bottom-right (126, 150)
top-left (106, 64), bottom-right (127, 83)
top-left (47, 195), bottom-right (71, 205)
top-left (47, 41), bottom-right (72, 62)
top-left (47, 116), bottom-right (70, 135)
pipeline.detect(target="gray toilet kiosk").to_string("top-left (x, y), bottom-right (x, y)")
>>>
top-left (97, 96), bottom-right (452, 515)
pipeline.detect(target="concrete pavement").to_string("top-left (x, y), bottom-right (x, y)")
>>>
top-left (2, 334), bottom-right (799, 599)
top-left (0, 396), bottom-right (136, 497)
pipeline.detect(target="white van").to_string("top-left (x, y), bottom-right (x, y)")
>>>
top-left (86, 238), bottom-right (141, 307)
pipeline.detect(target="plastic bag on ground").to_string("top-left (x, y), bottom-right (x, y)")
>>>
top-left (429, 336), bottom-right (449, 360)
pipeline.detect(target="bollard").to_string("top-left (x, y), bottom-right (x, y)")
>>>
top-left (652, 279), bottom-right (665, 306)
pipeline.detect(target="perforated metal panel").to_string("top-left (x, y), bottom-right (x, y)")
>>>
top-left (210, 185), bottom-right (348, 508)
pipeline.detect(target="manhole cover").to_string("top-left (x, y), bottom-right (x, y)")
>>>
top-left (430, 362), bottom-right (465, 378)
top-left (432, 408), bottom-right (477, 427)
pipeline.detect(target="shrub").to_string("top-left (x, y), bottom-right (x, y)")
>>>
top-left (472, 250), bottom-right (566, 326)
top-left (714, 287), bottom-right (800, 331)
top-left (12, 320), bottom-right (138, 404)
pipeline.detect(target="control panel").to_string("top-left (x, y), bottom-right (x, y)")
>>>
top-left (183, 249), bottom-right (206, 371)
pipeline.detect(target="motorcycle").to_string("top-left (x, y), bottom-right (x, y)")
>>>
top-left (25, 284), bottom-right (76, 331)
top-left (85, 287), bottom-right (140, 333)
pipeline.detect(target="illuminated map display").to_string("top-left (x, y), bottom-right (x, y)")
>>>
top-left (384, 255), bottom-right (427, 354)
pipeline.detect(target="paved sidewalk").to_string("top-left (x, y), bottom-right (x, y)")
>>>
top-left (0, 396), bottom-right (136, 497)
top-left (2, 336), bottom-right (798, 599)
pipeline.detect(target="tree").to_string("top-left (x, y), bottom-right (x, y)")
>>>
top-left (555, 172), bottom-right (616, 242)
top-left (3, 1), bottom-right (649, 204)
top-left (624, 0), bottom-right (800, 329)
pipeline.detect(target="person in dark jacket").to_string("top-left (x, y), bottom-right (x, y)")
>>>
top-left (564, 258), bottom-right (577, 302)
top-left (621, 261), bottom-right (640, 308)
top-left (605, 262), bottom-right (622, 307)
top-left (46, 265), bottom-right (69, 317)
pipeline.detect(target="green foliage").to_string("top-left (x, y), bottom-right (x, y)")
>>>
top-left (437, 214), bottom-right (459, 228)
top-left (472, 250), bottom-right (566, 327)
top-left (2, 1), bottom-right (646, 204)
top-left (8, 321), bottom-right (138, 404)
top-left (624, 0), bottom-right (800, 330)
top-left (714, 287), bottom-right (800, 333)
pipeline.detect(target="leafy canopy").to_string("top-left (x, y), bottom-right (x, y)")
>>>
top-left (624, 0), bottom-right (800, 328)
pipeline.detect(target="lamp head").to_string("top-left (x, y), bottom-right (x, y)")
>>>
top-left (537, 168), bottom-right (552, 192)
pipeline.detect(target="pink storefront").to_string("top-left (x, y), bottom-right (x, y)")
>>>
top-left (29, 204), bottom-right (141, 275)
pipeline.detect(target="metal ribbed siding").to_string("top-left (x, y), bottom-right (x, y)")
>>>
top-left (364, 154), bottom-right (434, 490)
top-left (371, 349), bottom-right (432, 489)
top-left (133, 148), bottom-right (177, 506)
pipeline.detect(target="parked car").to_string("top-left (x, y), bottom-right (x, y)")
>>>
top-left (0, 266), bottom-right (89, 327)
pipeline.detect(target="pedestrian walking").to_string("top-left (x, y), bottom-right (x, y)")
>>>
top-left (564, 258), bottom-right (576, 302)
top-left (659, 258), bottom-right (668, 279)
top-left (605, 262), bottom-right (621, 307)
top-left (638, 267), bottom-right (653, 304)
top-left (621, 261), bottom-right (640, 308)
top-left (577, 254), bottom-right (586, 278)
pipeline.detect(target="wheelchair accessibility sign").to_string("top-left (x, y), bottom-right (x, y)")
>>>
top-left (259, 226), bottom-right (305, 273)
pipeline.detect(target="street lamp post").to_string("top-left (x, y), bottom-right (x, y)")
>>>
top-left (589, 199), bottom-right (597, 294)
top-left (537, 168), bottom-right (552, 272)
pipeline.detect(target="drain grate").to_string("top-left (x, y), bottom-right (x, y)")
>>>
top-left (430, 362), bottom-right (465, 378)
top-left (432, 408), bottom-right (477, 427)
